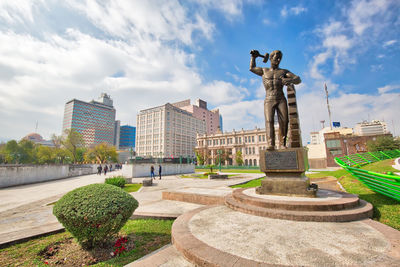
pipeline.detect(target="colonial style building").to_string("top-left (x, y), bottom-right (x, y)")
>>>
top-left (196, 127), bottom-right (280, 166)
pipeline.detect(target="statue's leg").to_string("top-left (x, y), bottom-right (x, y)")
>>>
top-left (264, 99), bottom-right (276, 149)
top-left (277, 97), bottom-right (288, 147)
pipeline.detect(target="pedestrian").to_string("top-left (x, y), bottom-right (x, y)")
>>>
top-left (104, 164), bottom-right (108, 175)
top-left (159, 165), bottom-right (162, 180)
top-left (97, 165), bottom-right (102, 175)
top-left (150, 165), bottom-right (155, 179)
top-left (109, 164), bottom-right (112, 172)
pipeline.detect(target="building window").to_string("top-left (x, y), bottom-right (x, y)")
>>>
top-left (253, 159), bottom-right (257, 166)
top-left (245, 147), bottom-right (248, 154)
top-left (258, 135), bottom-right (261, 142)
top-left (329, 148), bottom-right (343, 155)
top-left (252, 136), bottom-right (255, 142)
top-left (326, 139), bottom-right (341, 148)
top-left (252, 147), bottom-right (255, 154)
top-left (244, 136), bottom-right (247, 143)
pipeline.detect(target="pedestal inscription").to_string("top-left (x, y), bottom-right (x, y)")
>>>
top-left (265, 151), bottom-right (298, 170)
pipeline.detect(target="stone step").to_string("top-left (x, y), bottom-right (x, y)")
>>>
top-left (232, 188), bottom-right (361, 211)
top-left (225, 194), bottom-right (373, 222)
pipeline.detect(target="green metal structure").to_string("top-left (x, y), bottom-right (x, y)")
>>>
top-left (334, 149), bottom-right (400, 201)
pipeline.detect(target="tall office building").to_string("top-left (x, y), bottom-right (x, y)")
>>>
top-left (172, 99), bottom-right (221, 134)
top-left (136, 103), bottom-right (206, 158)
top-left (62, 93), bottom-right (117, 147)
top-left (119, 125), bottom-right (136, 150)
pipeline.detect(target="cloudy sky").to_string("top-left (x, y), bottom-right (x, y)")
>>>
top-left (0, 0), bottom-right (399, 143)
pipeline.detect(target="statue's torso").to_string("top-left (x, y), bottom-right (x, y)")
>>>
top-left (262, 68), bottom-right (287, 100)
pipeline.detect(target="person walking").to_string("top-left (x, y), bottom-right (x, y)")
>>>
top-left (158, 165), bottom-right (162, 180)
top-left (109, 164), bottom-right (112, 172)
top-left (104, 164), bottom-right (108, 175)
top-left (150, 165), bottom-right (155, 179)
top-left (97, 165), bottom-right (102, 175)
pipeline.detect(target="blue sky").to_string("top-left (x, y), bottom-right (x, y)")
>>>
top-left (0, 0), bottom-right (399, 143)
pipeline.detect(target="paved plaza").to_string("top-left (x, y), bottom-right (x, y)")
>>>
top-left (0, 171), bottom-right (261, 247)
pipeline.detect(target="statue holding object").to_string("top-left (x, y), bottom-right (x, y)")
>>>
top-left (249, 49), bottom-right (301, 150)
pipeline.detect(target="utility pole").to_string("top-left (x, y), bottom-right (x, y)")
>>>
top-left (324, 83), bottom-right (332, 130)
top-left (35, 121), bottom-right (38, 133)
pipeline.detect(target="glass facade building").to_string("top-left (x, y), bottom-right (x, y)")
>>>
top-left (119, 125), bottom-right (136, 149)
top-left (62, 94), bottom-right (116, 147)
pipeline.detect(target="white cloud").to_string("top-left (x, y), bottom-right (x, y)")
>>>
top-left (309, 0), bottom-right (398, 81)
top-left (281, 5), bottom-right (307, 18)
top-left (0, 1), bottom-right (250, 140)
top-left (383, 39), bottom-right (397, 47)
top-left (219, 100), bottom-right (264, 132)
top-left (378, 84), bottom-right (400, 94)
top-left (348, 0), bottom-right (392, 35)
top-left (298, 87), bottom-right (400, 143)
top-left (0, 0), bottom-right (45, 24)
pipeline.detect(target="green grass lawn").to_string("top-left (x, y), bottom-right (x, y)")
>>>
top-left (232, 159), bottom-right (400, 230)
top-left (123, 183), bottom-right (142, 193)
top-left (0, 219), bottom-right (174, 267)
top-left (307, 159), bottom-right (400, 230)
top-left (195, 168), bottom-right (263, 174)
top-left (231, 177), bottom-right (263, 188)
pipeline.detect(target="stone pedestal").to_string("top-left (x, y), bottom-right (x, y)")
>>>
top-left (258, 148), bottom-right (316, 197)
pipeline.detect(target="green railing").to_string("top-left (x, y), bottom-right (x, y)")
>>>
top-left (335, 149), bottom-right (400, 201)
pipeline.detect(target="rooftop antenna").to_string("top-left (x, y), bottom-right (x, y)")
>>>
top-left (320, 120), bottom-right (325, 129)
top-left (324, 83), bottom-right (332, 130)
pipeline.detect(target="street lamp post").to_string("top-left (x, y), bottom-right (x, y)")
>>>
top-left (218, 149), bottom-right (222, 172)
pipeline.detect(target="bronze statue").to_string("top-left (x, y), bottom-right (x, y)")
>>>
top-left (250, 50), bottom-right (301, 150)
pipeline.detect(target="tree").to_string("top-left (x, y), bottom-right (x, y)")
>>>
top-left (2, 139), bottom-right (36, 164)
top-left (51, 134), bottom-right (63, 149)
top-left (53, 147), bottom-right (71, 164)
top-left (17, 139), bottom-right (36, 164)
top-left (367, 136), bottom-right (400, 152)
top-left (62, 129), bottom-right (85, 163)
top-left (235, 150), bottom-right (244, 166)
top-left (195, 151), bottom-right (205, 165)
top-left (36, 145), bottom-right (54, 164)
top-left (85, 143), bottom-right (118, 163)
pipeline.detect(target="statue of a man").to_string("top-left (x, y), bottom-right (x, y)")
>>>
top-left (250, 49), bottom-right (301, 150)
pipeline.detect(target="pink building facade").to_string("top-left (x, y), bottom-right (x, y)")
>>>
top-left (172, 99), bottom-right (220, 135)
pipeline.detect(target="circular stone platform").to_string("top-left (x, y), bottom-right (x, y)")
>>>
top-left (225, 188), bottom-right (373, 221)
top-left (172, 205), bottom-right (400, 267)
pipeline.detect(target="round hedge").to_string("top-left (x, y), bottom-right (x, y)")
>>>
top-left (53, 183), bottom-right (138, 249)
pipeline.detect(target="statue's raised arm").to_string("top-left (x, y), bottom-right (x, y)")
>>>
top-left (249, 50), bottom-right (264, 76)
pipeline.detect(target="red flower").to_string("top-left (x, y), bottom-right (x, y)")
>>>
top-left (44, 261), bottom-right (49, 265)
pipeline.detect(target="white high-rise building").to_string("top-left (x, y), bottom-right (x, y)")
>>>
top-left (136, 103), bottom-right (206, 158)
top-left (354, 120), bottom-right (388, 136)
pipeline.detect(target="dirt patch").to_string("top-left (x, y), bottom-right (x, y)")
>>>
top-left (38, 235), bottom-right (135, 266)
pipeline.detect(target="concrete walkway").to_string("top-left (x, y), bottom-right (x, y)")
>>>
top-left (392, 157), bottom-right (400, 171)
top-left (0, 171), bottom-right (262, 247)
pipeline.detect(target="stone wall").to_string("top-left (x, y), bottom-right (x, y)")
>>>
top-left (121, 163), bottom-right (194, 178)
top-left (0, 164), bottom-right (97, 188)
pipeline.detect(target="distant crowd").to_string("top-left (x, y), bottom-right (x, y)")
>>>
top-left (97, 163), bottom-right (122, 175)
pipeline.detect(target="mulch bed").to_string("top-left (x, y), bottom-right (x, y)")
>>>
top-left (38, 236), bottom-right (135, 266)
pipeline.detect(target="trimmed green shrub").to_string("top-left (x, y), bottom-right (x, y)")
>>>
top-left (105, 176), bottom-right (126, 188)
top-left (53, 184), bottom-right (138, 249)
